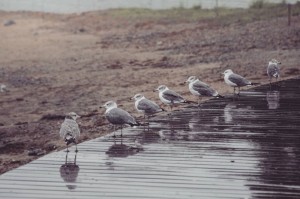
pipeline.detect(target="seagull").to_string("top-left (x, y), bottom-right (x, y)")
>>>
top-left (100, 101), bottom-right (139, 137)
top-left (185, 76), bottom-right (223, 104)
top-left (59, 112), bottom-right (81, 152)
top-left (131, 93), bottom-right (164, 123)
top-left (0, 84), bottom-right (9, 92)
top-left (154, 85), bottom-right (193, 111)
top-left (223, 69), bottom-right (258, 95)
top-left (267, 59), bottom-right (281, 84)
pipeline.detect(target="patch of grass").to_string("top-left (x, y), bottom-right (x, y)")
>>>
top-left (105, 2), bottom-right (300, 25)
top-left (108, 7), bottom-right (239, 23)
top-left (192, 5), bottom-right (202, 10)
top-left (250, 0), bottom-right (265, 9)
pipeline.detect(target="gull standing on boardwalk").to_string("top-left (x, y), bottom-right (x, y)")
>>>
top-left (223, 69), bottom-right (258, 95)
top-left (59, 112), bottom-right (81, 152)
top-left (267, 59), bottom-right (281, 84)
top-left (131, 93), bottom-right (164, 123)
top-left (185, 76), bottom-right (223, 104)
top-left (101, 101), bottom-right (139, 137)
top-left (154, 85), bottom-right (192, 111)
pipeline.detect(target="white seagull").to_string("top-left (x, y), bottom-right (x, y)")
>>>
top-left (59, 112), bottom-right (81, 152)
top-left (267, 59), bottom-right (281, 84)
top-left (154, 85), bottom-right (192, 111)
top-left (100, 101), bottom-right (139, 137)
top-left (223, 69), bottom-right (258, 95)
top-left (185, 76), bottom-right (223, 104)
top-left (131, 93), bottom-right (164, 123)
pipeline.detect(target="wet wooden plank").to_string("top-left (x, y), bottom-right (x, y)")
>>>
top-left (0, 78), bottom-right (300, 198)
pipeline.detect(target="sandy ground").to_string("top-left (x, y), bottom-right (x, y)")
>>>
top-left (0, 6), bottom-right (300, 174)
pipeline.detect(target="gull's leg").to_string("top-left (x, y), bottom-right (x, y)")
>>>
top-left (74, 152), bottom-right (77, 165)
top-left (233, 87), bottom-right (236, 95)
top-left (113, 125), bottom-right (116, 138)
top-left (65, 152), bottom-right (68, 164)
top-left (75, 141), bottom-right (78, 153)
top-left (276, 76), bottom-right (280, 87)
top-left (66, 143), bottom-right (69, 153)
top-left (198, 96), bottom-right (202, 107)
top-left (144, 114), bottom-right (149, 126)
top-left (238, 87), bottom-right (241, 95)
top-left (147, 115), bottom-right (150, 127)
top-left (168, 105), bottom-right (173, 117)
top-left (121, 126), bottom-right (123, 137)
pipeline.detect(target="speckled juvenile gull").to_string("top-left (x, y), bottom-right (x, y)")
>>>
top-left (101, 101), bottom-right (138, 137)
top-left (59, 112), bottom-right (81, 152)
top-left (185, 76), bottom-right (223, 104)
top-left (267, 59), bottom-right (281, 84)
top-left (154, 85), bottom-right (190, 111)
top-left (131, 93), bottom-right (164, 123)
top-left (223, 69), bottom-right (258, 95)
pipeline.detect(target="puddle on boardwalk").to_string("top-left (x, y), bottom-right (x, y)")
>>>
top-left (0, 78), bottom-right (300, 199)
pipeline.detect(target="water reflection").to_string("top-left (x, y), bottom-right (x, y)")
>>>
top-left (266, 90), bottom-right (280, 109)
top-left (105, 138), bottom-right (143, 158)
top-left (59, 152), bottom-right (79, 190)
top-left (140, 128), bottom-right (163, 143)
top-left (223, 103), bottom-right (235, 124)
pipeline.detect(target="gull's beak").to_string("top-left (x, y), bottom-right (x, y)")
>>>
top-left (99, 106), bottom-right (104, 109)
top-left (153, 89), bottom-right (158, 92)
top-left (278, 62), bottom-right (281, 64)
top-left (77, 115), bottom-right (81, 118)
top-left (130, 97), bottom-right (134, 100)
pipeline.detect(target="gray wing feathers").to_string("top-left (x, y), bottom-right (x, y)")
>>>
top-left (228, 73), bottom-right (251, 86)
top-left (59, 119), bottom-right (80, 139)
top-left (267, 63), bottom-right (280, 77)
top-left (106, 108), bottom-right (136, 125)
top-left (162, 90), bottom-right (184, 102)
top-left (138, 99), bottom-right (161, 114)
top-left (192, 81), bottom-right (218, 96)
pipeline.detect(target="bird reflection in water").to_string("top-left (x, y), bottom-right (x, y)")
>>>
top-left (223, 103), bottom-right (236, 124)
top-left (266, 90), bottom-right (280, 109)
top-left (59, 152), bottom-right (79, 191)
top-left (106, 137), bottom-right (143, 158)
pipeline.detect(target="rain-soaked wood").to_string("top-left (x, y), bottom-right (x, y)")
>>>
top-left (0, 78), bottom-right (300, 199)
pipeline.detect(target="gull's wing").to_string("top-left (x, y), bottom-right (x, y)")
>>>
top-left (162, 89), bottom-right (185, 102)
top-left (138, 98), bottom-right (162, 113)
top-left (106, 108), bottom-right (136, 125)
top-left (59, 119), bottom-right (80, 139)
top-left (228, 73), bottom-right (251, 87)
top-left (267, 63), bottom-right (280, 77)
top-left (192, 81), bottom-right (218, 97)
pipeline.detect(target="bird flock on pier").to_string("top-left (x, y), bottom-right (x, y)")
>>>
top-left (56, 59), bottom-right (281, 151)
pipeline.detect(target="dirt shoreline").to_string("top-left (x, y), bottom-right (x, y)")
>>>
top-left (1, 4), bottom-right (300, 174)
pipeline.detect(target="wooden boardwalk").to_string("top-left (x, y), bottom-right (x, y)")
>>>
top-left (0, 78), bottom-right (300, 199)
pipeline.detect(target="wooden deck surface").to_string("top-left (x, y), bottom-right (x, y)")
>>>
top-left (0, 78), bottom-right (300, 199)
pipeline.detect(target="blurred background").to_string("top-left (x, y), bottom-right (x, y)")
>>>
top-left (0, 0), bottom-right (299, 13)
